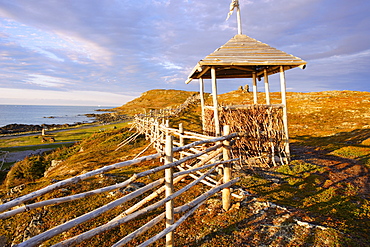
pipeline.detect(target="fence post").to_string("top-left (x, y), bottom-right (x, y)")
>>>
top-left (179, 123), bottom-right (184, 159)
top-left (155, 120), bottom-right (160, 151)
top-left (150, 118), bottom-right (155, 142)
top-left (165, 120), bottom-right (170, 139)
top-left (165, 135), bottom-right (174, 247)
top-left (160, 119), bottom-right (165, 146)
top-left (222, 125), bottom-right (231, 211)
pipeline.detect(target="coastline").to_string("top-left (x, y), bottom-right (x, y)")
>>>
top-left (0, 112), bottom-right (130, 135)
top-left (0, 105), bottom-right (121, 128)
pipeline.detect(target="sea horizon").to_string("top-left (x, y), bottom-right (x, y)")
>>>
top-left (0, 104), bottom-right (117, 127)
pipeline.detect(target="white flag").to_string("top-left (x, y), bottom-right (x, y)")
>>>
top-left (226, 0), bottom-right (239, 21)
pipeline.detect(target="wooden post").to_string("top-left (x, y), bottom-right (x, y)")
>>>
top-left (179, 123), bottom-right (184, 159)
top-left (222, 125), bottom-right (231, 211)
top-left (160, 119), bottom-right (165, 144)
top-left (211, 67), bottom-right (220, 136)
top-left (151, 118), bottom-right (155, 142)
top-left (178, 123), bottom-right (184, 147)
top-left (236, 3), bottom-right (242, 35)
top-left (165, 135), bottom-right (174, 247)
top-left (252, 72), bottom-right (258, 104)
top-left (199, 78), bottom-right (206, 131)
top-left (280, 66), bottom-right (290, 162)
top-left (155, 120), bottom-right (160, 150)
top-left (144, 119), bottom-right (149, 140)
top-left (264, 68), bottom-right (270, 105)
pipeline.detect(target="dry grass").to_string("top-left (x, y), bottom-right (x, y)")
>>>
top-left (111, 89), bottom-right (199, 116)
top-left (0, 89), bottom-right (369, 246)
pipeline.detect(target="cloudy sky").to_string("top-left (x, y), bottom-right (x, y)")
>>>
top-left (0, 0), bottom-right (369, 106)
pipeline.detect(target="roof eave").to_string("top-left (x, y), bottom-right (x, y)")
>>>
top-left (185, 62), bottom-right (307, 83)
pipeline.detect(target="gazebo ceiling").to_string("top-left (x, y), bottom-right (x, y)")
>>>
top-left (186, 34), bottom-right (307, 83)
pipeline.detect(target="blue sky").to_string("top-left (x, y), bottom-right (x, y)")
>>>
top-left (0, 0), bottom-right (369, 106)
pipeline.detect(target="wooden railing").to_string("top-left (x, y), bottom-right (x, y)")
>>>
top-left (135, 93), bottom-right (200, 119)
top-left (134, 116), bottom-right (213, 154)
top-left (1, 124), bottom-right (240, 246)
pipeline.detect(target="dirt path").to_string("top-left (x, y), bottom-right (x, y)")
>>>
top-left (1, 149), bottom-right (53, 163)
top-left (0, 142), bottom-right (76, 165)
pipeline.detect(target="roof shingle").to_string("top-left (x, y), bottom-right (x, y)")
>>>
top-left (186, 34), bottom-right (306, 83)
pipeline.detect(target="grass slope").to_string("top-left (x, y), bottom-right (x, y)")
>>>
top-left (111, 89), bottom-right (199, 115)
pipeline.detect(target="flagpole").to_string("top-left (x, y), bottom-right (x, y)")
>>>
top-left (227, 0), bottom-right (243, 35)
top-left (236, 3), bottom-right (242, 34)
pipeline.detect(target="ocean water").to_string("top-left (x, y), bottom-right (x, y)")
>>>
top-left (0, 105), bottom-right (116, 127)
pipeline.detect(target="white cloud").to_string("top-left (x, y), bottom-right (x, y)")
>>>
top-left (27, 74), bottom-right (68, 88)
top-left (53, 30), bottom-right (114, 66)
top-left (0, 88), bottom-right (138, 106)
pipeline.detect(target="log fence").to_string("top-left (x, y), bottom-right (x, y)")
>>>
top-left (135, 93), bottom-right (200, 120)
top-left (1, 119), bottom-right (241, 247)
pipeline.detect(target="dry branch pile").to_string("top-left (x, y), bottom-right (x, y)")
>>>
top-left (204, 105), bottom-right (287, 167)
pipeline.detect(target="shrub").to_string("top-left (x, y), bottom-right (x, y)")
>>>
top-left (5, 155), bottom-right (46, 188)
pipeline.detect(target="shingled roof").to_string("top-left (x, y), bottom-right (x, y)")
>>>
top-left (186, 34), bottom-right (306, 83)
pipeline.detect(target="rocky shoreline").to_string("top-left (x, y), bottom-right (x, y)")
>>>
top-left (0, 112), bottom-right (130, 135)
top-left (84, 112), bottom-right (130, 123)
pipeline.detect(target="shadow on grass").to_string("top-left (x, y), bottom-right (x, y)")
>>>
top-left (178, 198), bottom-right (347, 247)
top-left (292, 128), bottom-right (370, 153)
top-left (229, 138), bottom-right (370, 246)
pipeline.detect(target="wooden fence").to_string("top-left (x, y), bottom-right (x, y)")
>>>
top-left (0, 122), bottom-right (240, 246)
top-left (136, 93), bottom-right (200, 119)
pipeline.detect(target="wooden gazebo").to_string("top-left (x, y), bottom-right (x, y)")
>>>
top-left (185, 12), bottom-right (306, 165)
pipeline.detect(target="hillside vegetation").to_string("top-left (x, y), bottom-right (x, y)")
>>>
top-left (111, 89), bottom-right (199, 115)
top-left (0, 89), bottom-right (369, 246)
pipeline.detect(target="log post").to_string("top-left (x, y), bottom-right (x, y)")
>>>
top-left (252, 72), bottom-right (258, 104)
top-left (264, 68), bottom-right (270, 105)
top-left (150, 118), bottom-right (155, 142)
top-left (222, 125), bottom-right (231, 211)
top-left (178, 123), bottom-right (184, 147)
top-left (179, 123), bottom-right (184, 159)
top-left (165, 135), bottom-right (174, 247)
top-left (280, 66), bottom-right (290, 162)
top-left (161, 119), bottom-right (165, 144)
top-left (211, 67), bottom-right (220, 136)
top-left (155, 120), bottom-right (159, 150)
top-left (199, 78), bottom-right (206, 132)
top-left (236, 2), bottom-right (242, 35)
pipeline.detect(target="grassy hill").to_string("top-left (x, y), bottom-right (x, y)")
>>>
top-left (111, 89), bottom-right (199, 115)
top-left (0, 89), bottom-right (369, 246)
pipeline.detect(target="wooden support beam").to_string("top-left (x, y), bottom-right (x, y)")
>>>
top-left (264, 68), bottom-right (270, 105)
top-left (280, 66), bottom-right (290, 162)
top-left (199, 78), bottom-right (206, 132)
top-left (211, 67), bottom-right (220, 136)
top-left (230, 65), bottom-right (254, 72)
top-left (222, 125), bottom-right (231, 211)
top-left (197, 66), bottom-right (210, 79)
top-left (165, 135), bottom-right (174, 247)
top-left (252, 72), bottom-right (258, 104)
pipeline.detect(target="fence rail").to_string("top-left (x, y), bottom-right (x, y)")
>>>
top-left (2, 121), bottom-right (240, 246)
